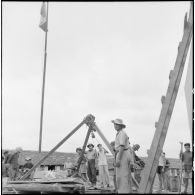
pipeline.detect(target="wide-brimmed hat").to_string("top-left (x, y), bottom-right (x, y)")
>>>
top-left (25, 156), bottom-right (31, 161)
top-left (15, 147), bottom-right (23, 153)
top-left (111, 118), bottom-right (126, 128)
top-left (87, 143), bottom-right (94, 148)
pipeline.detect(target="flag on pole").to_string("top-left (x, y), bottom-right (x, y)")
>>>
top-left (184, 43), bottom-right (192, 140)
top-left (39, 2), bottom-right (48, 32)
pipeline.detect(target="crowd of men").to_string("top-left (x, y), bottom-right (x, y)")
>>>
top-left (2, 118), bottom-right (192, 194)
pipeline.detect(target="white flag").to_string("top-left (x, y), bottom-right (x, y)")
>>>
top-left (39, 2), bottom-right (48, 32)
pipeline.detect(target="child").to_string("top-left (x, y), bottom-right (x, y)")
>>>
top-left (97, 144), bottom-right (110, 188)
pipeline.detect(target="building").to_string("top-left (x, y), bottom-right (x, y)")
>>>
top-left (2, 150), bottom-right (181, 175)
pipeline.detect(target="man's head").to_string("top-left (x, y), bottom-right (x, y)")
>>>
top-left (76, 147), bottom-right (82, 154)
top-left (97, 144), bottom-right (103, 150)
top-left (184, 143), bottom-right (190, 151)
top-left (3, 150), bottom-right (9, 156)
top-left (111, 119), bottom-right (126, 131)
top-left (15, 147), bottom-right (23, 153)
top-left (87, 143), bottom-right (94, 150)
top-left (132, 144), bottom-right (140, 151)
top-left (160, 152), bottom-right (165, 158)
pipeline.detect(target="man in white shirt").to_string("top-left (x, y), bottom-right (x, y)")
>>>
top-left (97, 144), bottom-right (110, 188)
top-left (112, 118), bottom-right (133, 193)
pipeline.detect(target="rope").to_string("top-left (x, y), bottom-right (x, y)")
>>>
top-left (94, 135), bottom-right (101, 145)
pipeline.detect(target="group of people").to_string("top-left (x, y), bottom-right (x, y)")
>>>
top-left (2, 118), bottom-right (192, 194)
top-left (71, 143), bottom-right (111, 188)
top-left (67, 118), bottom-right (145, 192)
top-left (156, 143), bottom-right (192, 193)
top-left (2, 147), bottom-right (34, 182)
top-left (102, 118), bottom-right (192, 194)
top-left (71, 118), bottom-right (145, 193)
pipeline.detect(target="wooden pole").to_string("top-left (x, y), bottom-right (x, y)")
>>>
top-left (20, 120), bottom-right (85, 180)
top-left (76, 126), bottom-right (92, 172)
top-left (93, 124), bottom-right (115, 156)
top-left (39, 2), bottom-right (49, 153)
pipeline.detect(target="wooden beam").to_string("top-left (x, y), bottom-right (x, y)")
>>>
top-left (138, 3), bottom-right (193, 193)
top-left (6, 183), bottom-right (84, 193)
top-left (93, 124), bottom-right (115, 156)
top-left (75, 125), bottom-right (92, 173)
top-left (19, 118), bottom-right (87, 180)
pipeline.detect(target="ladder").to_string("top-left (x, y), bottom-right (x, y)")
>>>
top-left (139, 2), bottom-right (193, 193)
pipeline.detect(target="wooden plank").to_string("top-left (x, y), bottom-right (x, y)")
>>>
top-left (6, 183), bottom-right (84, 193)
top-left (138, 3), bottom-right (193, 193)
top-left (8, 178), bottom-right (84, 184)
top-left (7, 184), bottom-right (81, 193)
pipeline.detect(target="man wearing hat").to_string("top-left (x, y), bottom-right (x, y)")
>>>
top-left (7, 147), bottom-right (23, 181)
top-left (112, 118), bottom-right (133, 193)
top-left (23, 157), bottom-right (34, 180)
top-left (86, 143), bottom-right (98, 187)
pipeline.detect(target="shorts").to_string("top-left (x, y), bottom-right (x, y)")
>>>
top-left (183, 165), bottom-right (192, 179)
top-left (157, 166), bottom-right (163, 174)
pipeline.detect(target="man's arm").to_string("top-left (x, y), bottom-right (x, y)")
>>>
top-left (179, 152), bottom-right (184, 161)
top-left (103, 148), bottom-right (109, 154)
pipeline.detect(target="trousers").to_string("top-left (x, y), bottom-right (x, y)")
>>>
top-left (8, 166), bottom-right (19, 181)
top-left (87, 159), bottom-right (97, 184)
top-left (98, 165), bottom-right (110, 186)
top-left (116, 150), bottom-right (132, 193)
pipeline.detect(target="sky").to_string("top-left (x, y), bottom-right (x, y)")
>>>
top-left (2, 2), bottom-right (192, 158)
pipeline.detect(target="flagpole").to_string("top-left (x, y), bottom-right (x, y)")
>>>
top-left (39, 1), bottom-right (49, 153)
